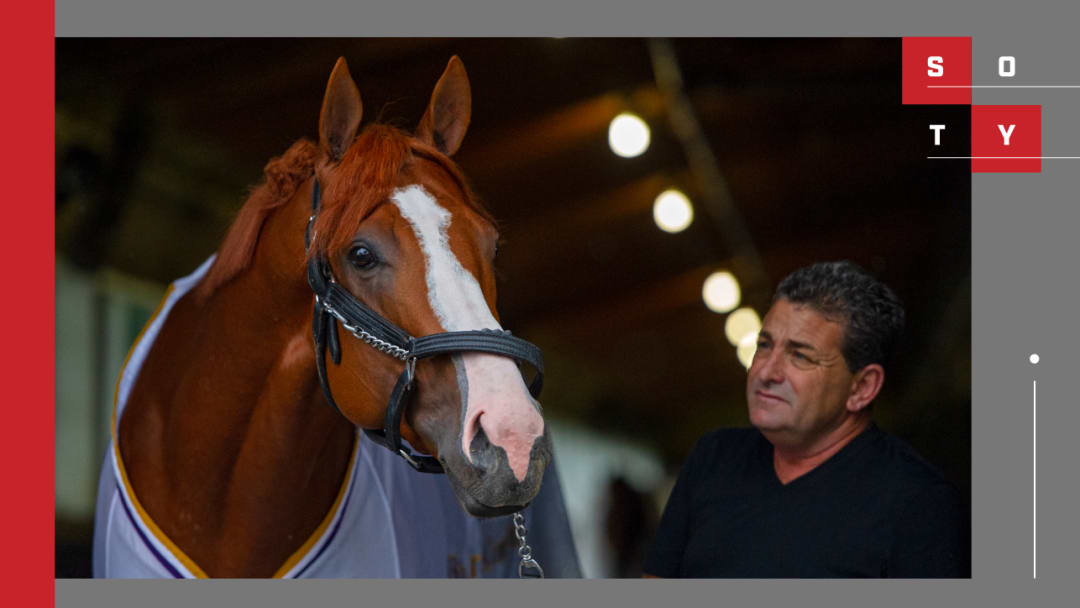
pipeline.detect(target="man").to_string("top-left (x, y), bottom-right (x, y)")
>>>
top-left (644, 261), bottom-right (969, 577)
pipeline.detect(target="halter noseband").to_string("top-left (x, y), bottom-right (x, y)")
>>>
top-left (305, 179), bottom-right (545, 474)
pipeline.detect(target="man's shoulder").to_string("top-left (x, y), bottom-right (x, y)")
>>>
top-left (862, 426), bottom-right (954, 496)
top-left (684, 427), bottom-right (764, 467)
top-left (863, 428), bottom-right (969, 576)
top-left (696, 426), bottom-right (763, 451)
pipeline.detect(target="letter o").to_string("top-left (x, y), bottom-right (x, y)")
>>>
top-left (999, 56), bottom-right (1016, 78)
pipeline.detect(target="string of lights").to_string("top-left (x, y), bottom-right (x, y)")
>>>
top-left (604, 39), bottom-right (771, 367)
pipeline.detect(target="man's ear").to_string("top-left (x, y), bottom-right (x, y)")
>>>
top-left (846, 363), bottom-right (884, 413)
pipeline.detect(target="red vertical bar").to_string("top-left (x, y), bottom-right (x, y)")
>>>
top-left (2, 1), bottom-right (55, 605)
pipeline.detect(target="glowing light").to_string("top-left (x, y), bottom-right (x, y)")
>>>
top-left (724, 307), bottom-right (761, 346)
top-left (702, 271), bottom-right (741, 313)
top-left (652, 189), bottom-right (694, 233)
top-left (736, 332), bottom-right (758, 369)
top-left (608, 112), bottom-right (650, 158)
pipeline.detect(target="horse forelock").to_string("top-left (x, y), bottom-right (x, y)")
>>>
top-left (310, 125), bottom-right (494, 263)
top-left (197, 124), bottom-right (492, 301)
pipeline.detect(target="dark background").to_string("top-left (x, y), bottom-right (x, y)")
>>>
top-left (55, 38), bottom-right (971, 577)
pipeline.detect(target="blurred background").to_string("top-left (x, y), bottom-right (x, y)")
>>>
top-left (55, 38), bottom-right (970, 578)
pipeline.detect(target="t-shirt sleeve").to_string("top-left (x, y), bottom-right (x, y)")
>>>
top-left (642, 436), bottom-right (707, 577)
top-left (887, 481), bottom-right (970, 577)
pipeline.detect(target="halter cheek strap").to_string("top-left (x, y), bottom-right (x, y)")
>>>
top-left (305, 179), bottom-right (544, 474)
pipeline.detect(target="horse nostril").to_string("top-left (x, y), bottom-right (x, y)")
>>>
top-left (468, 425), bottom-right (493, 473)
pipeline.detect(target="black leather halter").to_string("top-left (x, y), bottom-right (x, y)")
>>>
top-left (305, 179), bottom-right (544, 474)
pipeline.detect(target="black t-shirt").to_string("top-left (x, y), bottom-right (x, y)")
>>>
top-left (643, 424), bottom-right (969, 578)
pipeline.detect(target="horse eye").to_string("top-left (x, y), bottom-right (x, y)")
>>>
top-left (347, 245), bottom-right (378, 270)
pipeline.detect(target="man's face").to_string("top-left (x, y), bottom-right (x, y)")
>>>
top-left (746, 298), bottom-right (857, 449)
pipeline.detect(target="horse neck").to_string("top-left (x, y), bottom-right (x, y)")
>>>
top-left (179, 177), bottom-right (338, 449)
top-left (121, 178), bottom-right (356, 576)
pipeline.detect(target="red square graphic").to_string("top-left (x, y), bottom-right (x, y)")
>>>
top-left (971, 105), bottom-right (1041, 173)
top-left (902, 37), bottom-right (971, 105)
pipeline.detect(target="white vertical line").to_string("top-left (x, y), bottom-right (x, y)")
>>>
top-left (1033, 380), bottom-right (1037, 580)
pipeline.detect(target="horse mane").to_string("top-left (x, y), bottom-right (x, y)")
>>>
top-left (196, 124), bottom-right (492, 300)
top-left (196, 138), bottom-right (318, 300)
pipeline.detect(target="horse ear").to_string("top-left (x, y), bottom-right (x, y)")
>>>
top-left (416, 56), bottom-right (471, 156)
top-left (319, 57), bottom-right (363, 162)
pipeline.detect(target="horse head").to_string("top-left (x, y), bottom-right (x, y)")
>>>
top-left (308, 57), bottom-right (550, 517)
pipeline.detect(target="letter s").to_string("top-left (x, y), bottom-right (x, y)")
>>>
top-left (928, 56), bottom-right (945, 78)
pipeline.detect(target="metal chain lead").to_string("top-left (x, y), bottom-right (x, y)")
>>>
top-left (513, 512), bottom-right (544, 578)
top-left (320, 298), bottom-right (411, 361)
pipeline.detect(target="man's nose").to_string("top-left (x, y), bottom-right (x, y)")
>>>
top-left (755, 349), bottom-right (785, 385)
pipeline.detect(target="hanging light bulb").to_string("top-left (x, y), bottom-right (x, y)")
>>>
top-left (724, 307), bottom-right (761, 346)
top-left (702, 271), bottom-right (741, 313)
top-left (736, 332), bottom-right (759, 369)
top-left (653, 189), bottom-right (694, 233)
top-left (608, 112), bottom-right (650, 158)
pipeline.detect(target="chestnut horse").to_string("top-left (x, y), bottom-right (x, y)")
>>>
top-left (92, 57), bottom-right (573, 578)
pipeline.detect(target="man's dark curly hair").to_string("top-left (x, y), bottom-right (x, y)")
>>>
top-left (773, 261), bottom-right (905, 373)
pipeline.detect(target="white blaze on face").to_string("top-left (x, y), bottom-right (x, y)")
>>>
top-left (391, 185), bottom-right (544, 482)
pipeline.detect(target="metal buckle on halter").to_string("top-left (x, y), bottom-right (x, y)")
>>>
top-left (305, 214), bottom-right (317, 249)
top-left (404, 356), bottom-right (417, 385)
top-left (398, 448), bottom-right (422, 470)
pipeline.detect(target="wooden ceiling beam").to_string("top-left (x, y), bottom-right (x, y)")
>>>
top-left (508, 208), bottom-right (935, 338)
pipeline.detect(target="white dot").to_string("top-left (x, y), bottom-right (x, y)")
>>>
top-left (724, 307), bottom-right (761, 346)
top-left (653, 189), bottom-right (694, 233)
top-left (736, 332), bottom-right (758, 369)
top-left (608, 113), bottom-right (650, 158)
top-left (702, 271), bottom-right (741, 313)
top-left (1029, 353), bottom-right (1040, 364)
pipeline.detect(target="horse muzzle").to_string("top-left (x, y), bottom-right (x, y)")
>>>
top-left (442, 428), bottom-right (552, 517)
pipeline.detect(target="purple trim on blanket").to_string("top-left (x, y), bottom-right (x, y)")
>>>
top-left (116, 483), bottom-right (184, 578)
top-left (293, 473), bottom-right (356, 578)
